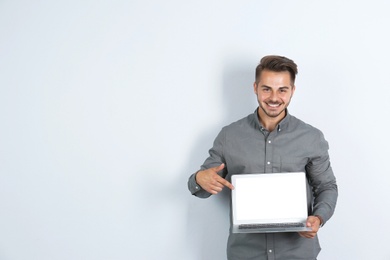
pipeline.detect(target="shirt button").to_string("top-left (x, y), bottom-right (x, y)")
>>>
top-left (269, 249), bottom-right (272, 253)
top-left (267, 162), bottom-right (270, 165)
top-left (268, 140), bottom-right (271, 143)
top-left (195, 186), bottom-right (199, 190)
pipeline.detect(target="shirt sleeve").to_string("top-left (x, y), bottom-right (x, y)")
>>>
top-left (306, 130), bottom-right (338, 225)
top-left (187, 128), bottom-right (227, 198)
top-left (187, 171), bottom-right (210, 198)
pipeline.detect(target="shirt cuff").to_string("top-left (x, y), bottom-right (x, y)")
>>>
top-left (188, 172), bottom-right (201, 194)
top-left (187, 171), bottom-right (211, 198)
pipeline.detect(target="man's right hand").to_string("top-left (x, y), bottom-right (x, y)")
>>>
top-left (195, 163), bottom-right (234, 195)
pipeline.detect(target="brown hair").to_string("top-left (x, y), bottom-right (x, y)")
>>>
top-left (255, 55), bottom-right (298, 84)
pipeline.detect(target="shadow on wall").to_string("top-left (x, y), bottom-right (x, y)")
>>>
top-left (185, 60), bottom-right (258, 259)
top-left (220, 62), bottom-right (258, 126)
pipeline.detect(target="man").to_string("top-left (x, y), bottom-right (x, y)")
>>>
top-left (187, 55), bottom-right (338, 260)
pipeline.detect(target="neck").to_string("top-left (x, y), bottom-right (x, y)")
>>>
top-left (257, 108), bottom-right (286, 132)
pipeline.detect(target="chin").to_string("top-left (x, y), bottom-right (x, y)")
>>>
top-left (265, 109), bottom-right (285, 118)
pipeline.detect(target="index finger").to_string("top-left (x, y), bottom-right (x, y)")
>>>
top-left (217, 176), bottom-right (234, 190)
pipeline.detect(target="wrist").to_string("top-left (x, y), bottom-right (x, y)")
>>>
top-left (314, 215), bottom-right (324, 226)
top-left (195, 170), bottom-right (201, 184)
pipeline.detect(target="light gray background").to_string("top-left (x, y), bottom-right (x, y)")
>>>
top-left (1, 1), bottom-right (389, 259)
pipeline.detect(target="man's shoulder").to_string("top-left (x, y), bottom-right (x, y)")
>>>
top-left (288, 114), bottom-right (324, 137)
top-left (223, 113), bottom-right (256, 130)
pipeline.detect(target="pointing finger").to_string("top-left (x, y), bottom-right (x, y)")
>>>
top-left (215, 175), bottom-right (234, 190)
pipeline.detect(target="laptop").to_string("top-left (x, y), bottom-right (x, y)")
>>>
top-left (231, 172), bottom-right (312, 233)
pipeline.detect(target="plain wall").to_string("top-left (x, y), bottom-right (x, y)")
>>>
top-left (1, 1), bottom-right (390, 259)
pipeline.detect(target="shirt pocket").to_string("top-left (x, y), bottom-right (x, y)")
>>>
top-left (280, 156), bottom-right (309, 172)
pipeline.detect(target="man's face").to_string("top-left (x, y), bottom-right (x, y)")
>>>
top-left (253, 70), bottom-right (295, 120)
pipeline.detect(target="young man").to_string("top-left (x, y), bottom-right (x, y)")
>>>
top-left (187, 55), bottom-right (338, 259)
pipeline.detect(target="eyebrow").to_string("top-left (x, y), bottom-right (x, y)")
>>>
top-left (260, 85), bottom-right (291, 90)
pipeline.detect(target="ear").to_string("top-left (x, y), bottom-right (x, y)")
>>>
top-left (291, 85), bottom-right (296, 96)
top-left (253, 82), bottom-right (258, 94)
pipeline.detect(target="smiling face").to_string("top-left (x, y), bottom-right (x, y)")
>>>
top-left (254, 69), bottom-right (295, 126)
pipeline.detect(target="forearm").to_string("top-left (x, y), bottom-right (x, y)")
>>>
top-left (312, 181), bottom-right (338, 224)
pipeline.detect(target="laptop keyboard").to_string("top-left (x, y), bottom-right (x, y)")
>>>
top-left (238, 222), bottom-right (305, 229)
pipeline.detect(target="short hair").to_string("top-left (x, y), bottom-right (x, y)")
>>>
top-left (255, 55), bottom-right (298, 84)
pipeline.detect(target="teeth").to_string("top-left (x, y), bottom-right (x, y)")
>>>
top-left (268, 103), bottom-right (280, 107)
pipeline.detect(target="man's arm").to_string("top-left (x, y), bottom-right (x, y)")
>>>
top-left (308, 155), bottom-right (338, 224)
top-left (306, 131), bottom-right (338, 224)
top-left (188, 164), bottom-right (233, 198)
top-left (188, 128), bottom-right (233, 198)
top-left (299, 130), bottom-right (338, 238)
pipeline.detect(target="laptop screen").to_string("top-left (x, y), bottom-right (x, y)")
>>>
top-left (232, 172), bottom-right (308, 224)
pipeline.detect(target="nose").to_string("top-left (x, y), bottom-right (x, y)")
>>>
top-left (269, 90), bottom-right (278, 101)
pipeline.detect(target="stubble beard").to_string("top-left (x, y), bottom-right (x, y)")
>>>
top-left (259, 102), bottom-right (286, 118)
top-left (258, 97), bottom-right (293, 119)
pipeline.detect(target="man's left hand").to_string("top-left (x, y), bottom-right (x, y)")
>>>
top-left (298, 215), bottom-right (322, 239)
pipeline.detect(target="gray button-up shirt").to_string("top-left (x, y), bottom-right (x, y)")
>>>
top-left (188, 109), bottom-right (338, 260)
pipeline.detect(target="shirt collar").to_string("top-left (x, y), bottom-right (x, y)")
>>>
top-left (277, 109), bottom-right (291, 132)
top-left (254, 108), bottom-right (291, 132)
